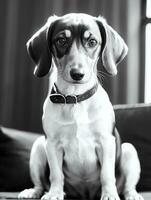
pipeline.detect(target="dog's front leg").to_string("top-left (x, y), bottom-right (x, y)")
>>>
top-left (41, 138), bottom-right (64, 200)
top-left (96, 135), bottom-right (120, 200)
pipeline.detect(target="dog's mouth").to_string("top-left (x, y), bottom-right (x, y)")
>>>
top-left (65, 79), bottom-right (86, 85)
top-left (63, 71), bottom-right (93, 85)
top-left (59, 68), bottom-right (93, 85)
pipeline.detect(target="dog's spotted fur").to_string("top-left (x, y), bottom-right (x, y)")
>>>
top-left (19, 13), bottom-right (143, 200)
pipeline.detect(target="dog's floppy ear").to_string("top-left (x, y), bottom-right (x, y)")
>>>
top-left (96, 17), bottom-right (128, 76)
top-left (26, 16), bottom-right (58, 77)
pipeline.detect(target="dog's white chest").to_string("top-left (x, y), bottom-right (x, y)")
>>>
top-left (42, 97), bottom-right (95, 132)
top-left (42, 92), bottom-right (114, 182)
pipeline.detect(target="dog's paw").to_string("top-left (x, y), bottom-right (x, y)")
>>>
top-left (124, 190), bottom-right (144, 200)
top-left (18, 188), bottom-right (43, 199)
top-left (101, 193), bottom-right (120, 200)
top-left (101, 186), bottom-right (120, 200)
top-left (41, 191), bottom-right (64, 200)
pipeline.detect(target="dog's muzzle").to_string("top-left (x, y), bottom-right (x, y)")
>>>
top-left (70, 68), bottom-right (84, 81)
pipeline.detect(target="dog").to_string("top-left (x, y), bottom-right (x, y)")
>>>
top-left (18, 13), bottom-right (143, 200)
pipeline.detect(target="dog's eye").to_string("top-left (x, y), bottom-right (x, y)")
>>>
top-left (86, 38), bottom-right (97, 48)
top-left (56, 37), bottom-right (67, 47)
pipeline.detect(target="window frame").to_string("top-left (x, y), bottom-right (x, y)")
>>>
top-left (142, 0), bottom-right (151, 102)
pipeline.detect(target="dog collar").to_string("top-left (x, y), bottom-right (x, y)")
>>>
top-left (49, 83), bottom-right (98, 104)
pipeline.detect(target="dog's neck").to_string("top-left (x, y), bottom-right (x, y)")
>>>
top-left (50, 83), bottom-right (98, 104)
top-left (54, 76), bottom-right (98, 96)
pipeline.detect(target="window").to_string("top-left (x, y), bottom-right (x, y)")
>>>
top-left (144, 0), bottom-right (151, 103)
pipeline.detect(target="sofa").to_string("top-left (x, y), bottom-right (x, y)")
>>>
top-left (0, 103), bottom-right (151, 200)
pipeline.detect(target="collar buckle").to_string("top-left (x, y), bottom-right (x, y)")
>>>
top-left (66, 95), bottom-right (77, 104)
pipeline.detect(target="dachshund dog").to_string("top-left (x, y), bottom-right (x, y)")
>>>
top-left (19, 13), bottom-right (143, 200)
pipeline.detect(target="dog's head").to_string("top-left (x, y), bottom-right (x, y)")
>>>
top-left (27, 13), bottom-right (128, 83)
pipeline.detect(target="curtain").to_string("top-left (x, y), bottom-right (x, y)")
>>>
top-left (0, 0), bottom-right (142, 132)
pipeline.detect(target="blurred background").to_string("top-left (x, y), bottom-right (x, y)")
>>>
top-left (0, 0), bottom-right (150, 133)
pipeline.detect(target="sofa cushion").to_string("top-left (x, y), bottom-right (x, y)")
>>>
top-left (114, 103), bottom-right (151, 192)
top-left (0, 127), bottom-right (39, 192)
top-left (0, 103), bottom-right (151, 193)
top-left (0, 192), bottom-right (151, 200)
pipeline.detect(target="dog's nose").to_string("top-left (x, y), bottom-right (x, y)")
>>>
top-left (70, 69), bottom-right (84, 81)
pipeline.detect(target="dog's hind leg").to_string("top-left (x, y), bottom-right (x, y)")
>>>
top-left (119, 143), bottom-right (144, 200)
top-left (18, 136), bottom-right (48, 199)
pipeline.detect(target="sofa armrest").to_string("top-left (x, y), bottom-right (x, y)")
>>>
top-left (114, 103), bottom-right (151, 191)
